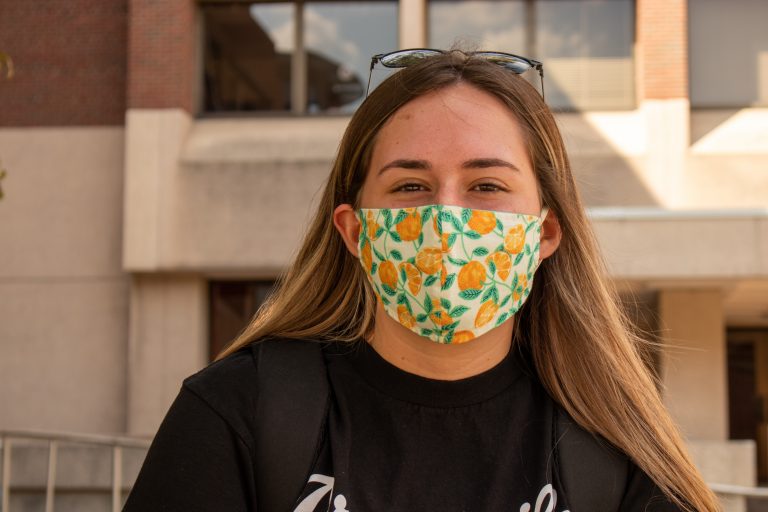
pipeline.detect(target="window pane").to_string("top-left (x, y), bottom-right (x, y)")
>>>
top-left (428, 0), bottom-right (635, 111)
top-left (203, 3), bottom-right (294, 112)
top-left (690, 0), bottom-right (768, 107)
top-left (428, 1), bottom-right (545, 94)
top-left (305, 2), bottom-right (398, 114)
top-left (429, 0), bottom-right (526, 53)
top-left (536, 0), bottom-right (634, 110)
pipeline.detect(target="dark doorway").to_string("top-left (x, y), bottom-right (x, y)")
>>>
top-left (728, 328), bottom-right (768, 484)
top-left (209, 280), bottom-right (277, 361)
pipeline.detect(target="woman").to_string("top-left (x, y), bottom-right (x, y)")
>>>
top-left (124, 50), bottom-right (720, 511)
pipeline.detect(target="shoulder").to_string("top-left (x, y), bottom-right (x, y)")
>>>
top-left (181, 338), bottom-right (328, 448)
top-left (183, 337), bottom-right (327, 392)
top-left (182, 343), bottom-right (257, 407)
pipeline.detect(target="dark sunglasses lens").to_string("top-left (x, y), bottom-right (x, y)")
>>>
top-left (380, 50), bottom-right (442, 68)
top-left (480, 53), bottom-right (532, 74)
top-left (368, 50), bottom-right (544, 100)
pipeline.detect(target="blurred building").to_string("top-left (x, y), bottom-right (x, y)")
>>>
top-left (1, 0), bottom-right (767, 503)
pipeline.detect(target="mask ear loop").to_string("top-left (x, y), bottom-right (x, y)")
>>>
top-left (539, 206), bottom-right (549, 221)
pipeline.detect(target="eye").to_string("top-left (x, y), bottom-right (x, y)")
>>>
top-left (392, 182), bottom-right (428, 193)
top-left (471, 182), bottom-right (509, 192)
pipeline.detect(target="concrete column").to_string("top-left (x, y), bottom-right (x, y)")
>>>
top-left (127, 274), bottom-right (208, 436)
top-left (123, 109), bottom-right (192, 271)
top-left (398, 0), bottom-right (427, 49)
top-left (641, 98), bottom-right (690, 207)
top-left (659, 289), bottom-right (727, 440)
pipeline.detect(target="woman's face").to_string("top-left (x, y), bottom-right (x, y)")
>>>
top-left (332, 80), bottom-right (561, 353)
top-left (358, 82), bottom-right (542, 215)
top-left (333, 81), bottom-right (560, 263)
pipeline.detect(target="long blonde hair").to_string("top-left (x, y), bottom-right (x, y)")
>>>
top-left (219, 51), bottom-right (719, 511)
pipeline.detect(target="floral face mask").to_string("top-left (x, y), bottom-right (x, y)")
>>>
top-left (357, 204), bottom-right (547, 344)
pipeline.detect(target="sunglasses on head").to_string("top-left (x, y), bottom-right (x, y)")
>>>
top-left (366, 48), bottom-right (545, 99)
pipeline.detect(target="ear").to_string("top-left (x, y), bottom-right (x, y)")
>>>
top-left (333, 204), bottom-right (362, 257)
top-left (539, 209), bottom-right (562, 261)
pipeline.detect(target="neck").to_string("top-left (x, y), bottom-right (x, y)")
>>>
top-left (368, 305), bottom-right (513, 380)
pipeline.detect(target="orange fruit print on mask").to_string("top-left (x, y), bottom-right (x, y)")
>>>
top-left (395, 209), bottom-right (422, 241)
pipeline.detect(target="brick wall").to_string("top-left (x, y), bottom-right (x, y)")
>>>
top-left (127, 0), bottom-right (196, 112)
top-left (636, 0), bottom-right (689, 100)
top-left (0, 0), bottom-right (128, 126)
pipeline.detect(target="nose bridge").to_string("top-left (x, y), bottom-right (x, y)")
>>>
top-left (433, 173), bottom-right (463, 207)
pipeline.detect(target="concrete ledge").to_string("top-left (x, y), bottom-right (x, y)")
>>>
top-left (181, 116), bottom-right (349, 166)
top-left (591, 208), bottom-right (768, 279)
top-left (589, 207), bottom-right (768, 220)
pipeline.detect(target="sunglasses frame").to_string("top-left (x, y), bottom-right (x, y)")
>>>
top-left (365, 48), bottom-right (545, 99)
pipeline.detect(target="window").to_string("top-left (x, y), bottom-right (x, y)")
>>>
top-left (690, 0), bottom-right (768, 107)
top-left (429, 0), bottom-right (635, 110)
top-left (201, 1), bottom-right (398, 114)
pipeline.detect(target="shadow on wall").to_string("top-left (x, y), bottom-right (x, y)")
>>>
top-left (545, 74), bottom-right (660, 207)
top-left (690, 109), bottom-right (743, 145)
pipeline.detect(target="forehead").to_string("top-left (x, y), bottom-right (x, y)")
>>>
top-left (370, 83), bottom-right (531, 167)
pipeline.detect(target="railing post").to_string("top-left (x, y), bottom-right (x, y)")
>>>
top-left (2, 436), bottom-right (11, 512)
top-left (45, 440), bottom-right (57, 512)
top-left (112, 445), bottom-right (123, 512)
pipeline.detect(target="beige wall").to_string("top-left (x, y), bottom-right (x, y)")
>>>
top-left (0, 127), bottom-right (128, 433)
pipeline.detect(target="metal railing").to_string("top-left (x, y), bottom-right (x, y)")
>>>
top-left (711, 482), bottom-right (768, 499)
top-left (0, 429), bottom-right (151, 512)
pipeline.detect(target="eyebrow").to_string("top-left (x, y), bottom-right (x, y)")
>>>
top-left (378, 159), bottom-right (431, 174)
top-left (464, 158), bottom-right (522, 173)
top-left (378, 158), bottom-right (521, 175)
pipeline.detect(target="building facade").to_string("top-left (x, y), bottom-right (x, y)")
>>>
top-left (1, 0), bottom-right (768, 498)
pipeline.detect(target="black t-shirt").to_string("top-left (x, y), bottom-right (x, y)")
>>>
top-left (123, 340), bottom-right (680, 512)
